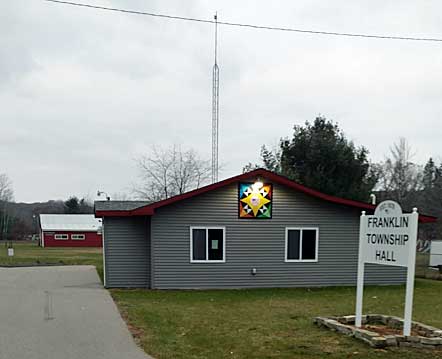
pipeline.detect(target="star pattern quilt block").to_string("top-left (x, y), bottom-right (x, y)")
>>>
top-left (238, 182), bottom-right (273, 218)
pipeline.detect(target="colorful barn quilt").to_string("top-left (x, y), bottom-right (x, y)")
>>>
top-left (238, 182), bottom-right (273, 218)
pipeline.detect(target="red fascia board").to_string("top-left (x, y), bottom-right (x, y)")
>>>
top-left (418, 214), bottom-right (437, 223)
top-left (97, 168), bottom-right (437, 223)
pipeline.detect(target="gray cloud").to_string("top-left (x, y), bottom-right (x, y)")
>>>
top-left (1, 0), bottom-right (442, 202)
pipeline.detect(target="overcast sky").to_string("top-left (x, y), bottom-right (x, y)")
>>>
top-left (2, 0), bottom-right (442, 203)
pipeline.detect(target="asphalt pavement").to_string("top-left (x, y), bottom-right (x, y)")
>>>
top-left (0, 265), bottom-right (152, 359)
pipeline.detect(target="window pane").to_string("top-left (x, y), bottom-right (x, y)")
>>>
top-left (287, 230), bottom-right (300, 260)
top-left (192, 229), bottom-right (206, 260)
top-left (208, 229), bottom-right (223, 260)
top-left (302, 230), bottom-right (317, 260)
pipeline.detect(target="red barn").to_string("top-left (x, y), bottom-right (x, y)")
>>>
top-left (39, 214), bottom-right (102, 247)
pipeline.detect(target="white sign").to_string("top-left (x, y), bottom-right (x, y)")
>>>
top-left (355, 200), bottom-right (418, 336)
top-left (7, 248), bottom-right (14, 257)
top-left (360, 201), bottom-right (414, 267)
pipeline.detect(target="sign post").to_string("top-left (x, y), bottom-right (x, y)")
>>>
top-left (355, 200), bottom-right (419, 336)
top-left (355, 211), bottom-right (366, 328)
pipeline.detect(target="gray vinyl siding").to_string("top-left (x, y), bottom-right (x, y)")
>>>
top-left (103, 216), bottom-right (150, 288)
top-left (151, 181), bottom-right (406, 289)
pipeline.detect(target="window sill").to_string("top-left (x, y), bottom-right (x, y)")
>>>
top-left (190, 260), bottom-right (226, 264)
top-left (285, 259), bottom-right (318, 263)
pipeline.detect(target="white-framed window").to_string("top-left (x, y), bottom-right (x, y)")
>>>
top-left (71, 234), bottom-right (85, 240)
top-left (54, 234), bottom-right (68, 240)
top-left (190, 226), bottom-right (226, 263)
top-left (285, 227), bottom-right (319, 262)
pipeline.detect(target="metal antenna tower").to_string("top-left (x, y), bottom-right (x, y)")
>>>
top-left (211, 12), bottom-right (220, 183)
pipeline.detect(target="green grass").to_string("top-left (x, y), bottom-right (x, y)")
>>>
top-left (0, 241), bottom-right (103, 280)
top-left (3, 242), bottom-right (441, 358)
top-left (112, 280), bottom-right (442, 359)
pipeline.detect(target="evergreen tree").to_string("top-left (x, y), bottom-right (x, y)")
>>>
top-left (423, 157), bottom-right (436, 189)
top-left (247, 116), bottom-right (377, 201)
top-left (64, 196), bottom-right (80, 214)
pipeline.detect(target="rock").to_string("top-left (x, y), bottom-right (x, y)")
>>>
top-left (314, 315), bottom-right (442, 350)
top-left (405, 336), bottom-right (421, 343)
top-left (341, 315), bottom-right (356, 324)
top-left (420, 337), bottom-right (442, 345)
top-left (354, 329), bottom-right (379, 341)
top-left (416, 323), bottom-right (439, 333)
top-left (336, 324), bottom-right (354, 336)
top-left (395, 335), bottom-right (406, 343)
top-left (370, 337), bottom-right (387, 348)
top-left (384, 335), bottom-right (397, 346)
top-left (366, 314), bottom-right (383, 323)
top-left (387, 317), bottom-right (404, 329)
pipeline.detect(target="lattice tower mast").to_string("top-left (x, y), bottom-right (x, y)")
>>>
top-left (211, 13), bottom-right (220, 183)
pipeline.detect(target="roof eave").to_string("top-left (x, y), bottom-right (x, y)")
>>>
top-left (94, 168), bottom-right (438, 223)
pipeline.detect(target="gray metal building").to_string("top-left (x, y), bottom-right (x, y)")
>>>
top-left (95, 169), bottom-right (436, 289)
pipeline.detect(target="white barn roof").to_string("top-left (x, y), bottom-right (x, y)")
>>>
top-left (39, 214), bottom-right (102, 232)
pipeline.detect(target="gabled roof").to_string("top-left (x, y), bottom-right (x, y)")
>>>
top-left (95, 169), bottom-right (437, 223)
top-left (40, 214), bottom-right (102, 232)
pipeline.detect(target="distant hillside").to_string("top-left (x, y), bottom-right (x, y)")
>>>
top-left (1, 200), bottom-right (93, 240)
top-left (10, 201), bottom-right (66, 231)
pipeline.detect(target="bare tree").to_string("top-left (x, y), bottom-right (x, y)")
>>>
top-left (0, 173), bottom-right (14, 241)
top-left (0, 174), bottom-right (13, 202)
top-left (133, 145), bottom-right (211, 201)
top-left (376, 138), bottom-right (422, 204)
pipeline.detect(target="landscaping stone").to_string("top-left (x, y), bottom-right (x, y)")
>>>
top-left (336, 324), bottom-right (353, 335)
top-left (354, 329), bottom-right (379, 341)
top-left (395, 335), bottom-right (406, 342)
top-left (420, 337), bottom-right (442, 345)
top-left (313, 314), bottom-right (442, 350)
top-left (341, 315), bottom-right (356, 324)
top-left (399, 341), bottom-right (412, 347)
top-left (370, 337), bottom-right (387, 348)
top-left (406, 335), bottom-right (421, 343)
top-left (384, 335), bottom-right (397, 346)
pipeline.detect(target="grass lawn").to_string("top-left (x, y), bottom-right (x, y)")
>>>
top-left (0, 241), bottom-right (103, 280)
top-left (3, 242), bottom-right (441, 358)
top-left (112, 279), bottom-right (442, 359)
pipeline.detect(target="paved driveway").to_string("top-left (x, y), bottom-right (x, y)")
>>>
top-left (0, 266), bottom-right (151, 359)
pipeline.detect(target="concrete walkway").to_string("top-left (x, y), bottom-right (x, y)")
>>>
top-left (0, 266), bottom-right (152, 359)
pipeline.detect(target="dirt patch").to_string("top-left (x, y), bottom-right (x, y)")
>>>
top-left (362, 324), bottom-right (420, 337)
top-left (114, 304), bottom-right (145, 345)
top-left (127, 322), bottom-right (145, 340)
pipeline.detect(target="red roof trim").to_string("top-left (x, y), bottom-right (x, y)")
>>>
top-left (97, 169), bottom-right (437, 223)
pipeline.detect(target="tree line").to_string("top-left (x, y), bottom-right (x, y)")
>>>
top-left (0, 175), bottom-right (93, 241)
top-left (133, 117), bottom-right (440, 226)
top-left (243, 117), bottom-right (441, 236)
top-left (2, 115), bottom-right (440, 239)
